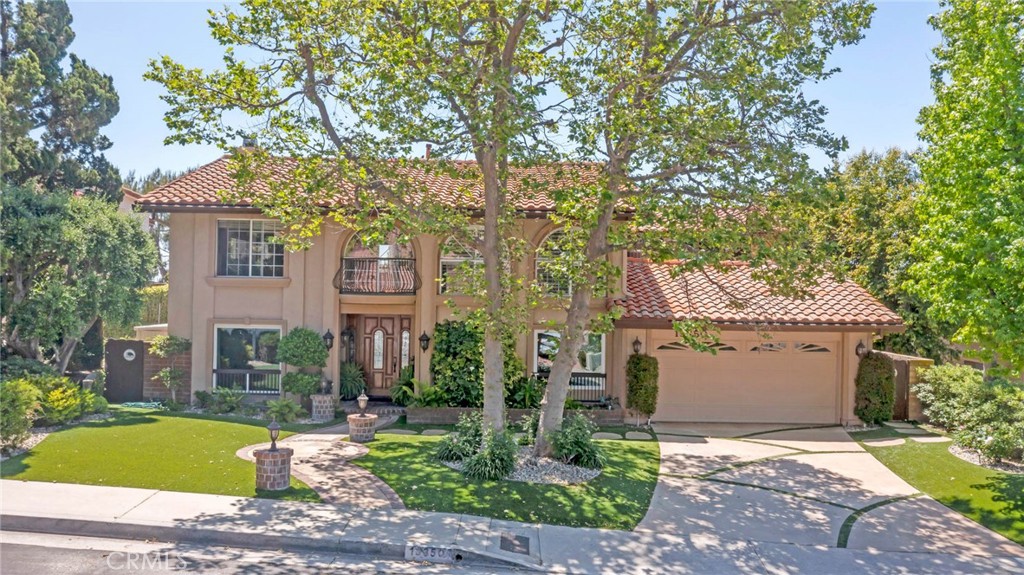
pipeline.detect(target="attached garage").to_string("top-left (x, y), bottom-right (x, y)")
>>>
top-left (650, 331), bottom-right (841, 424)
top-left (618, 259), bottom-right (906, 425)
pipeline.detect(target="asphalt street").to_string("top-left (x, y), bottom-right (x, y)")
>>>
top-left (0, 532), bottom-right (524, 575)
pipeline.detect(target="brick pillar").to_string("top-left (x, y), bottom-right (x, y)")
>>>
top-left (347, 413), bottom-right (378, 443)
top-left (310, 394), bottom-right (334, 422)
top-left (254, 448), bottom-right (293, 491)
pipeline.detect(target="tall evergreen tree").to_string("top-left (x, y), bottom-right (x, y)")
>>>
top-left (1, 0), bottom-right (120, 200)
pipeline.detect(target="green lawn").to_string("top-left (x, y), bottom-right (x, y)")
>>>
top-left (853, 428), bottom-right (1024, 545)
top-left (352, 435), bottom-right (660, 530)
top-left (0, 408), bottom-right (319, 502)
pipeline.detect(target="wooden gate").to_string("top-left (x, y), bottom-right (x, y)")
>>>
top-left (105, 339), bottom-right (145, 403)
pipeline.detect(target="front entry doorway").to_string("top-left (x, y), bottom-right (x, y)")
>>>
top-left (352, 315), bottom-right (413, 397)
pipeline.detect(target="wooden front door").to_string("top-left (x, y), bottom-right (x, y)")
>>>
top-left (359, 315), bottom-right (413, 396)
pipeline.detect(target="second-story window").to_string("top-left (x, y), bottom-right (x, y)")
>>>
top-left (217, 220), bottom-right (284, 277)
top-left (536, 229), bottom-right (570, 296)
top-left (439, 226), bottom-right (483, 294)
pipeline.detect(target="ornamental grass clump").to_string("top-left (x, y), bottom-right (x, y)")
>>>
top-left (551, 413), bottom-right (606, 469)
top-left (463, 428), bottom-right (518, 481)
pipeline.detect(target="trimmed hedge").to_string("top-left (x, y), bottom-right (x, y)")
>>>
top-left (0, 379), bottom-right (41, 453)
top-left (626, 353), bottom-right (659, 421)
top-left (855, 352), bottom-right (895, 424)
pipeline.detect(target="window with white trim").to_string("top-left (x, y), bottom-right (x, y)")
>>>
top-left (534, 330), bottom-right (605, 375)
top-left (536, 230), bottom-right (570, 296)
top-left (213, 325), bottom-right (282, 394)
top-left (216, 220), bottom-right (284, 277)
top-left (439, 226), bottom-right (483, 294)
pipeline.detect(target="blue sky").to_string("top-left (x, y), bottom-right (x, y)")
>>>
top-left (66, 1), bottom-right (941, 178)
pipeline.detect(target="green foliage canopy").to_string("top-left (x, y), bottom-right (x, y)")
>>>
top-left (911, 0), bottom-right (1024, 371)
top-left (1, 0), bottom-right (121, 199)
top-left (1, 185), bottom-right (158, 372)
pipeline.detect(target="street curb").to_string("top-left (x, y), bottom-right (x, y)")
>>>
top-left (0, 514), bottom-right (538, 571)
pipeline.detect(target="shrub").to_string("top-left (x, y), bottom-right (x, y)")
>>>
top-left (266, 398), bottom-right (306, 423)
top-left (551, 413), bottom-right (606, 469)
top-left (411, 384), bottom-right (448, 407)
top-left (854, 352), bottom-right (895, 424)
top-left (282, 372), bottom-right (321, 399)
top-left (212, 387), bottom-right (245, 413)
top-left (277, 327), bottom-right (328, 369)
top-left (194, 390), bottom-right (216, 409)
top-left (435, 411), bottom-right (484, 462)
top-left (914, 364), bottom-right (985, 428)
top-left (626, 353), bottom-right (659, 422)
top-left (0, 379), bottom-right (41, 453)
top-left (390, 365), bottom-right (416, 407)
top-left (506, 377), bottom-right (546, 409)
top-left (517, 410), bottom-right (539, 446)
top-left (42, 385), bottom-right (84, 425)
top-left (463, 428), bottom-right (518, 481)
top-left (430, 320), bottom-right (485, 407)
top-left (81, 390), bottom-right (108, 414)
top-left (149, 335), bottom-right (192, 403)
top-left (339, 362), bottom-right (366, 400)
top-left (0, 357), bottom-right (56, 381)
top-left (915, 366), bottom-right (1024, 461)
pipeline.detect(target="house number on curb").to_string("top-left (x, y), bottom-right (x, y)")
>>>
top-left (404, 544), bottom-right (456, 564)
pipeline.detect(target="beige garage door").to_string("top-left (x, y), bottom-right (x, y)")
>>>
top-left (651, 333), bottom-right (840, 424)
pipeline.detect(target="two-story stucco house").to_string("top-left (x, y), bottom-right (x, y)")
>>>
top-left (137, 155), bottom-right (903, 425)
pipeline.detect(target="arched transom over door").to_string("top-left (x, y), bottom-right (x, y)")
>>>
top-left (651, 332), bottom-right (841, 424)
top-left (336, 229), bottom-right (419, 294)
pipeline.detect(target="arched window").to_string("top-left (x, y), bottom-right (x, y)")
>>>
top-left (439, 226), bottom-right (483, 294)
top-left (337, 229), bottom-right (418, 294)
top-left (536, 229), bottom-right (570, 296)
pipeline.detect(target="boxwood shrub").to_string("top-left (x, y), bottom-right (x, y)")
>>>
top-left (626, 353), bottom-right (659, 422)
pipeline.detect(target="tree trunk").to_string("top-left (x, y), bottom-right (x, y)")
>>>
top-left (54, 337), bottom-right (79, 375)
top-left (478, 146), bottom-right (506, 432)
top-left (534, 196), bottom-right (617, 456)
top-left (534, 290), bottom-right (592, 456)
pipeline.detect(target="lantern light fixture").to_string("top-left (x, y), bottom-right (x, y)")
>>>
top-left (632, 337), bottom-right (642, 354)
top-left (419, 331), bottom-right (431, 352)
top-left (267, 419), bottom-right (281, 451)
top-left (322, 329), bottom-right (335, 351)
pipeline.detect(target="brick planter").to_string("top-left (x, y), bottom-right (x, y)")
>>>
top-left (347, 413), bottom-right (378, 443)
top-left (254, 448), bottom-right (293, 491)
top-left (310, 394), bottom-right (334, 422)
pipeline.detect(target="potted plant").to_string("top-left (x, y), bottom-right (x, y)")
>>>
top-left (277, 327), bottom-right (329, 417)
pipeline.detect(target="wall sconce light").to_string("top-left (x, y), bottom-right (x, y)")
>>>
top-left (632, 337), bottom-right (642, 354)
top-left (855, 340), bottom-right (868, 358)
top-left (267, 419), bottom-right (281, 451)
top-left (419, 331), bottom-right (431, 352)
top-left (322, 329), bottom-right (335, 351)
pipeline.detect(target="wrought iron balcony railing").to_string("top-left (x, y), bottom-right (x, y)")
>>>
top-left (334, 258), bottom-right (419, 295)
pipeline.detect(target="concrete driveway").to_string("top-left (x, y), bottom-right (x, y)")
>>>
top-left (638, 423), bottom-right (1024, 561)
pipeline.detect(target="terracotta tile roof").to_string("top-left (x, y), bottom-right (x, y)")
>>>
top-left (619, 259), bottom-right (904, 328)
top-left (136, 155), bottom-right (601, 212)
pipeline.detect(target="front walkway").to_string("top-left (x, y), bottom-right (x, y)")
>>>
top-left (235, 416), bottom-right (404, 509)
top-left (643, 423), bottom-right (1024, 560)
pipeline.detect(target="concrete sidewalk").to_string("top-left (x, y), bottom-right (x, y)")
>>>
top-left (3, 480), bottom-right (1023, 574)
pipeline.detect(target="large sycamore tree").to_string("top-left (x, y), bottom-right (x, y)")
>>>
top-left (148, 0), bottom-right (571, 430)
top-left (911, 0), bottom-right (1024, 371)
top-left (531, 0), bottom-right (872, 454)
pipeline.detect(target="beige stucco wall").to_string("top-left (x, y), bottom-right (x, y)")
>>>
top-left (167, 213), bottom-right (627, 400)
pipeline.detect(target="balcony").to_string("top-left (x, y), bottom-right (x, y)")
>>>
top-left (213, 369), bottom-right (281, 395)
top-left (334, 258), bottom-right (419, 295)
top-left (533, 372), bottom-right (608, 403)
